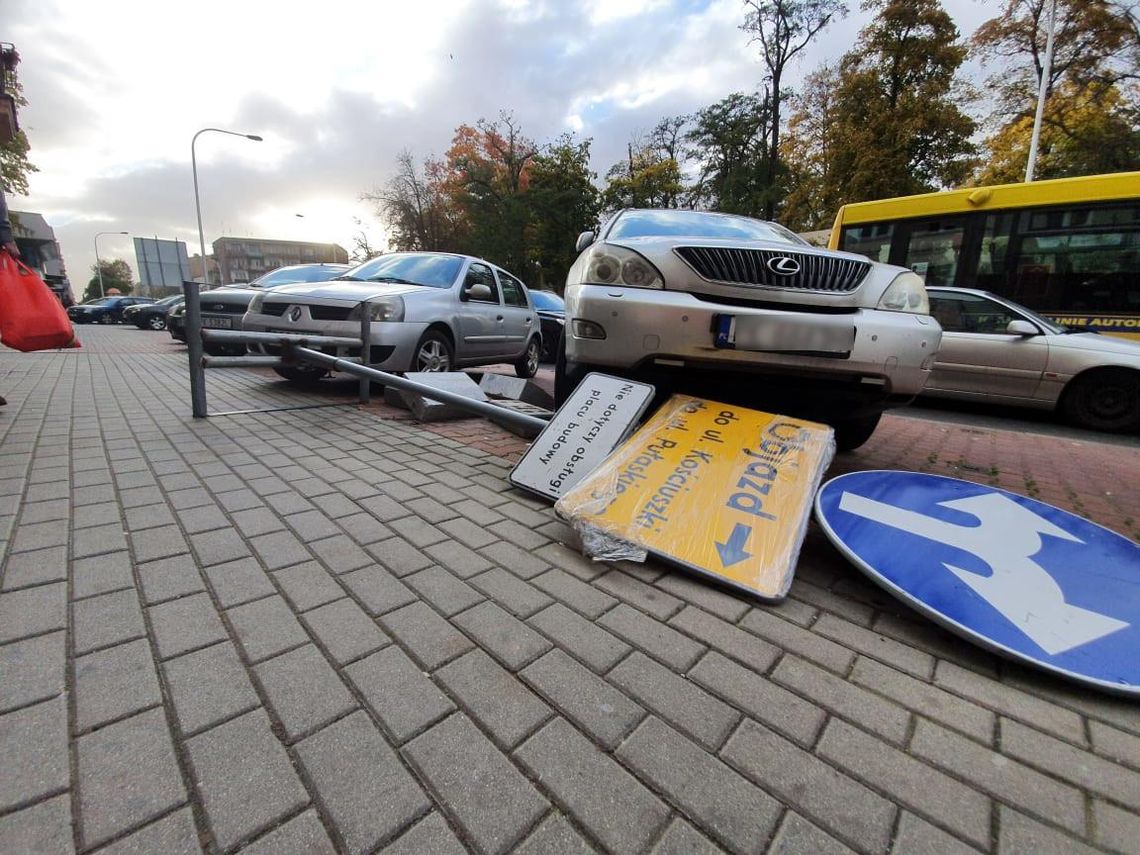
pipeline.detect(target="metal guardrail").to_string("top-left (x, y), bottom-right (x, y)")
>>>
top-left (180, 280), bottom-right (550, 433)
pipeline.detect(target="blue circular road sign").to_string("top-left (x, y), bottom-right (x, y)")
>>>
top-left (815, 471), bottom-right (1140, 697)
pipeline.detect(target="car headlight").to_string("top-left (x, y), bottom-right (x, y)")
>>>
top-left (877, 272), bottom-right (930, 314)
top-left (572, 243), bottom-right (664, 289)
top-left (348, 296), bottom-right (405, 322)
top-left (247, 292), bottom-right (266, 313)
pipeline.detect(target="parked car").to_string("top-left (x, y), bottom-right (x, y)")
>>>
top-left (241, 252), bottom-right (542, 384)
top-left (558, 208), bottom-right (943, 450)
top-left (67, 295), bottom-right (156, 324)
top-left (169, 263), bottom-right (351, 354)
top-left (124, 294), bottom-right (184, 331)
top-left (924, 286), bottom-right (1140, 432)
top-left (530, 290), bottom-right (565, 361)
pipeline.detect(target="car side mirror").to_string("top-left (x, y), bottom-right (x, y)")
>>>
top-left (575, 230), bottom-right (596, 253)
top-left (463, 283), bottom-right (493, 302)
top-left (1006, 320), bottom-right (1038, 336)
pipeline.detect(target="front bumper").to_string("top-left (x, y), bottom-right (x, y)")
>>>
top-left (565, 284), bottom-right (941, 399)
top-left (242, 312), bottom-right (429, 371)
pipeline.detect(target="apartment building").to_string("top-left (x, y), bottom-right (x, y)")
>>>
top-left (212, 237), bottom-right (349, 284)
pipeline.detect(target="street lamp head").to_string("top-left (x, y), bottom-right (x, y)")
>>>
top-left (246, 134), bottom-right (263, 141)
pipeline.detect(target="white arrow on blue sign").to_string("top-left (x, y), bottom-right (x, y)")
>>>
top-left (814, 471), bottom-right (1140, 696)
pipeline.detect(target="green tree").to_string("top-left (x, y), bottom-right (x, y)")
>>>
top-left (972, 0), bottom-right (1138, 180)
top-left (780, 65), bottom-right (845, 229)
top-left (685, 92), bottom-right (773, 217)
top-left (740, 0), bottom-right (847, 218)
top-left (84, 259), bottom-right (134, 302)
top-left (599, 131), bottom-right (685, 213)
top-left (0, 48), bottom-right (38, 195)
top-left (526, 134), bottom-right (600, 291)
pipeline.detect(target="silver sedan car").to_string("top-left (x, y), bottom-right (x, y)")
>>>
top-left (242, 252), bottom-right (542, 383)
top-left (925, 287), bottom-right (1140, 432)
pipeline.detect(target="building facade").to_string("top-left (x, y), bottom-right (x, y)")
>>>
top-left (211, 237), bottom-right (349, 285)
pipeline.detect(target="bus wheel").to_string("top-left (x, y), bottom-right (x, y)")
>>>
top-left (1061, 369), bottom-right (1140, 432)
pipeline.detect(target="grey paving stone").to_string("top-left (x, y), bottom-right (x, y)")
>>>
top-left (168, 487), bottom-right (214, 510)
top-left (255, 644), bottom-right (356, 742)
top-left (453, 600), bottom-right (552, 671)
top-left (72, 523), bottom-right (130, 559)
top-left (619, 716), bottom-right (783, 854)
top-left (296, 711), bottom-right (430, 855)
top-left (997, 805), bottom-right (1100, 855)
top-left (18, 498), bottom-right (69, 525)
top-left (723, 718), bottom-right (897, 853)
top-left (528, 602), bottom-right (630, 673)
top-left (435, 649), bottom-right (552, 750)
top-left (813, 613), bottom-right (935, 679)
top-left (12, 519), bottom-right (69, 552)
top-left (137, 555), bottom-right (206, 605)
top-left (203, 557), bottom-right (276, 608)
top-left (521, 649), bottom-right (644, 749)
top-left (610, 652), bottom-right (739, 751)
top-left (96, 807), bottom-right (200, 855)
top-left (189, 528), bottom-right (250, 567)
top-left (302, 597), bottom-right (390, 664)
top-left (514, 813), bottom-right (598, 855)
top-left (335, 511), bottom-right (392, 547)
top-left (380, 812), bottom-right (465, 855)
top-left (404, 495), bottom-right (459, 524)
top-left (404, 713), bottom-right (547, 855)
top-left (0, 695), bottom-right (69, 812)
top-left (488, 518), bottom-right (550, 550)
top-left (479, 540), bottom-right (550, 580)
top-left (177, 504), bottom-right (230, 534)
top-left (369, 536), bottom-right (433, 577)
top-left (594, 570), bottom-right (683, 620)
top-left (217, 488), bottom-right (264, 513)
top-left (357, 493), bottom-right (414, 522)
top-left (772, 655), bottom-right (911, 746)
top-left (266, 490), bottom-right (316, 515)
top-left (653, 571), bottom-right (752, 623)
top-left (72, 550), bottom-right (134, 599)
top-left (767, 812), bottom-right (857, 855)
top-left (516, 716), bottom-right (670, 853)
top-left (341, 565), bottom-right (417, 616)
top-left (274, 561), bottom-right (345, 612)
top-left (668, 605), bottom-right (779, 674)
top-left (405, 566), bottom-right (484, 615)
top-left (534, 542), bottom-right (604, 582)
top-left (1090, 720), bottom-right (1140, 767)
top-left (0, 630), bottom-right (66, 714)
top-left (531, 568), bottom-right (616, 620)
top-left (74, 588), bottom-right (145, 655)
top-left (381, 601), bottom-right (474, 671)
top-left (653, 818), bottom-right (724, 855)
top-left (148, 593), bottom-right (227, 660)
top-left (231, 506), bottom-right (286, 537)
top-left (283, 508), bottom-right (341, 541)
top-left (73, 503), bottom-right (123, 530)
top-left (0, 582), bottom-right (66, 644)
top-left (187, 708), bottom-right (309, 851)
top-left (439, 517), bottom-right (500, 550)
top-left (76, 708), bottom-right (187, 849)
top-left (891, 813), bottom-right (979, 855)
top-left (2, 545), bottom-right (67, 590)
top-left (911, 718), bottom-right (1084, 834)
top-left (388, 515), bottom-right (448, 549)
top-left (0, 794), bottom-right (75, 855)
top-left (124, 503), bottom-right (177, 532)
top-left (309, 534), bottom-right (373, 574)
top-left (739, 608), bottom-right (854, 674)
top-left (163, 641), bottom-right (261, 736)
top-left (688, 651), bottom-right (826, 748)
top-left (131, 525), bottom-right (190, 563)
top-left (74, 638), bottom-right (162, 732)
top-left (469, 567), bottom-right (553, 618)
top-left (241, 809), bottom-right (336, 855)
top-left (227, 595), bottom-right (309, 663)
top-left (249, 529), bottom-right (312, 570)
top-left (346, 645), bottom-right (455, 744)
top-left (1093, 799), bottom-right (1140, 855)
top-left (424, 538), bottom-right (494, 578)
top-left (598, 602), bottom-right (706, 672)
top-left (117, 485), bottom-right (163, 509)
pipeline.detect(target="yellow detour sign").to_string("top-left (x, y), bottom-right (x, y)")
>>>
top-left (555, 395), bottom-right (836, 601)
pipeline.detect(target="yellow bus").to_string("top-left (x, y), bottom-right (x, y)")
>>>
top-left (828, 172), bottom-right (1140, 341)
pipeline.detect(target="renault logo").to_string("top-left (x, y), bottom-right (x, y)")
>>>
top-left (767, 256), bottom-right (801, 276)
top-left (288, 306), bottom-right (303, 322)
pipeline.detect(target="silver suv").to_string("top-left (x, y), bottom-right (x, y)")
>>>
top-left (558, 209), bottom-right (942, 450)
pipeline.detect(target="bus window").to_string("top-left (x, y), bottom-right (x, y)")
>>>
top-left (840, 223), bottom-right (893, 263)
top-left (975, 213), bottom-right (1015, 292)
top-left (901, 217), bottom-right (967, 286)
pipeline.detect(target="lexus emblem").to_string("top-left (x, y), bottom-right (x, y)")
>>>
top-left (767, 256), bottom-right (801, 276)
top-left (288, 306), bottom-right (303, 322)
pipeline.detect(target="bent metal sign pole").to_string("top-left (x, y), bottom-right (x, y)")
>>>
top-left (815, 471), bottom-right (1140, 696)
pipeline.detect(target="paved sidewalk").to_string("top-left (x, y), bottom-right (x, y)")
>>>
top-left (1, 326), bottom-right (1138, 855)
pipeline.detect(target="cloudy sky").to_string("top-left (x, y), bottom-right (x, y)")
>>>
top-left (6, 0), bottom-right (992, 290)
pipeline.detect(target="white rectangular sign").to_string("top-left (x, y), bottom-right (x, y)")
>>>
top-left (509, 373), bottom-right (655, 501)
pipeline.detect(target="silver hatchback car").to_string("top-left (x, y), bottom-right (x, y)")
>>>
top-left (242, 252), bottom-right (543, 383)
top-left (559, 209), bottom-right (943, 449)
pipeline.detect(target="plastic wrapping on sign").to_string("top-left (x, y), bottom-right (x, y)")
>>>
top-left (555, 395), bottom-right (836, 601)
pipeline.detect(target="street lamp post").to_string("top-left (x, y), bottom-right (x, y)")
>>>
top-left (187, 127), bottom-right (262, 418)
top-left (94, 231), bottom-right (129, 298)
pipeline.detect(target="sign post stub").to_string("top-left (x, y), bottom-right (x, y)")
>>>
top-left (555, 395), bottom-right (835, 601)
top-left (510, 373), bottom-right (655, 501)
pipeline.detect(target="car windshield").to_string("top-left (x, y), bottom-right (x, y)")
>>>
top-left (530, 291), bottom-right (565, 311)
top-left (608, 210), bottom-right (807, 245)
top-left (84, 298), bottom-right (114, 306)
top-left (339, 253), bottom-right (463, 289)
top-left (157, 294), bottom-right (183, 306)
top-left (250, 265), bottom-right (348, 287)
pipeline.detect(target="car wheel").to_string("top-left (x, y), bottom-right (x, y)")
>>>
top-left (98, 314), bottom-right (115, 324)
top-left (540, 327), bottom-right (562, 362)
top-left (1061, 369), bottom-right (1140, 432)
top-left (412, 330), bottom-right (454, 372)
top-left (832, 413), bottom-right (882, 452)
top-left (554, 334), bottom-right (593, 406)
top-left (147, 315), bottom-right (167, 331)
top-left (274, 365), bottom-right (329, 385)
top-left (515, 337), bottom-right (540, 379)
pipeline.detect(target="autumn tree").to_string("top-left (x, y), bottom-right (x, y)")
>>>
top-left (526, 134), bottom-right (600, 291)
top-left (685, 92), bottom-right (773, 217)
top-left (740, 0), bottom-right (847, 218)
top-left (972, 0), bottom-right (1139, 180)
top-left (780, 65), bottom-right (844, 229)
top-left (84, 259), bottom-right (134, 302)
top-left (365, 150), bottom-right (465, 253)
top-left (599, 122), bottom-right (686, 213)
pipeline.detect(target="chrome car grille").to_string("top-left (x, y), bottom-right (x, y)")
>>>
top-left (260, 302), bottom-right (353, 321)
top-left (675, 247), bottom-right (870, 293)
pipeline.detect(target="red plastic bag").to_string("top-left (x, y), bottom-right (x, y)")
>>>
top-left (0, 251), bottom-right (80, 352)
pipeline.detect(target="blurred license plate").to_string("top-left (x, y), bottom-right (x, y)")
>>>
top-left (715, 314), bottom-right (853, 355)
top-left (201, 317), bottom-right (232, 329)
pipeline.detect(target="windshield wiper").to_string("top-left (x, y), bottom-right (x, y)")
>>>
top-left (365, 275), bottom-right (420, 285)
